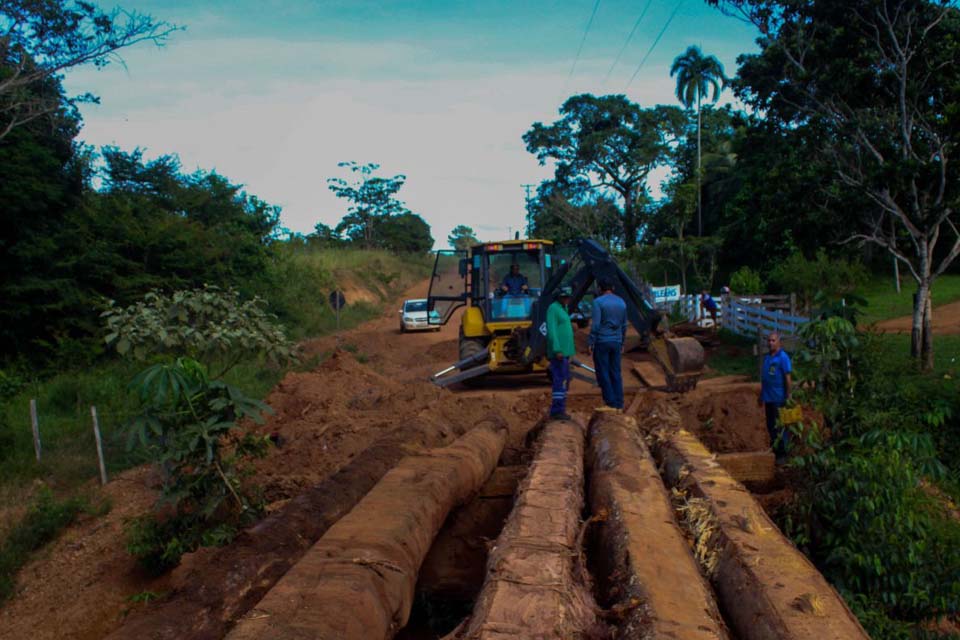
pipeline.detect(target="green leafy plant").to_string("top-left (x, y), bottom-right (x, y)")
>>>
top-left (123, 358), bottom-right (271, 573)
top-left (768, 250), bottom-right (868, 314)
top-left (102, 286), bottom-right (298, 377)
top-left (728, 266), bottom-right (763, 295)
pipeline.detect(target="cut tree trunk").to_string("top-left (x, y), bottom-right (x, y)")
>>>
top-left (226, 423), bottom-right (507, 640)
top-left (107, 412), bottom-right (507, 640)
top-left (452, 417), bottom-right (603, 640)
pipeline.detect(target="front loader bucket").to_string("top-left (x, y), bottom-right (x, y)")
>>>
top-left (648, 336), bottom-right (704, 392)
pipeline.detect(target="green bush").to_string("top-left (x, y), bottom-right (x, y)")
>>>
top-left (728, 266), bottom-right (764, 295)
top-left (769, 250), bottom-right (868, 313)
top-left (123, 358), bottom-right (271, 573)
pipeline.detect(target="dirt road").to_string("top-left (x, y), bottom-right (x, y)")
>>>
top-left (874, 298), bottom-right (960, 335)
top-left (0, 281), bottom-right (867, 640)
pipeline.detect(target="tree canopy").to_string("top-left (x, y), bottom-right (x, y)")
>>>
top-left (524, 94), bottom-right (684, 248)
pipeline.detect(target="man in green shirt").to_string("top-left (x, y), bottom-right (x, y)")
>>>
top-left (547, 286), bottom-right (576, 420)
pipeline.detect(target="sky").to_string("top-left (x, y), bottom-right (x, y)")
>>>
top-left (63, 0), bottom-right (760, 248)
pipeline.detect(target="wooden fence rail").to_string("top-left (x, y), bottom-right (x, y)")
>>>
top-left (657, 293), bottom-right (808, 339)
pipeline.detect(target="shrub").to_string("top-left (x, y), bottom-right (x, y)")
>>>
top-left (768, 250), bottom-right (868, 313)
top-left (123, 358), bottom-right (271, 573)
top-left (728, 266), bottom-right (764, 295)
top-left (102, 286), bottom-right (298, 377)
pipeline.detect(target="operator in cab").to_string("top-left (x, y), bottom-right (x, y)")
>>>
top-left (500, 263), bottom-right (529, 296)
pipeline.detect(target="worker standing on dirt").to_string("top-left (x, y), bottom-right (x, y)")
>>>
top-left (547, 286), bottom-right (576, 420)
top-left (500, 264), bottom-right (529, 296)
top-left (589, 279), bottom-right (628, 409)
top-left (759, 331), bottom-right (793, 461)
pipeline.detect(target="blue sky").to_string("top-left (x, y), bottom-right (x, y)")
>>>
top-left (63, 1), bottom-right (759, 247)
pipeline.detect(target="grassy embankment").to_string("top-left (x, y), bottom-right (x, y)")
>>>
top-left (0, 247), bottom-right (431, 601)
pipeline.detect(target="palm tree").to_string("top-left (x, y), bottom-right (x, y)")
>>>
top-left (670, 46), bottom-right (726, 236)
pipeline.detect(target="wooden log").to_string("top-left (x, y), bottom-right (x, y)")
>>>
top-left (656, 429), bottom-right (870, 640)
top-left (715, 451), bottom-right (775, 485)
top-left (453, 418), bottom-right (602, 640)
top-left (586, 412), bottom-right (729, 639)
top-left (107, 412), bottom-right (508, 640)
top-left (226, 423), bottom-right (507, 640)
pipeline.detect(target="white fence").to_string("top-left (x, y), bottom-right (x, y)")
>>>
top-left (661, 294), bottom-right (809, 339)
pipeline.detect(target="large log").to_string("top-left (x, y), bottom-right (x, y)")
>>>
top-left (586, 412), bottom-right (730, 639)
top-left (452, 418), bottom-right (603, 640)
top-left (656, 429), bottom-right (870, 640)
top-left (107, 412), bottom-right (507, 640)
top-left (226, 423), bottom-right (507, 640)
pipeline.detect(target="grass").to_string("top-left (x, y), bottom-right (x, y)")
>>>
top-left (855, 273), bottom-right (960, 325)
top-left (705, 330), bottom-right (760, 379)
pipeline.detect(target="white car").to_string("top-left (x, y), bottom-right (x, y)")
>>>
top-left (399, 298), bottom-right (441, 332)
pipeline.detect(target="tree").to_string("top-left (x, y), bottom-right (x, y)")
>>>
top-left (376, 212), bottom-right (433, 253)
top-left (670, 45), bottom-right (727, 236)
top-left (0, 1), bottom-right (177, 140)
top-left (524, 94), bottom-right (684, 249)
top-left (328, 162), bottom-right (409, 248)
top-left (709, 0), bottom-right (960, 369)
top-left (525, 181), bottom-right (624, 248)
top-left (448, 224), bottom-right (479, 250)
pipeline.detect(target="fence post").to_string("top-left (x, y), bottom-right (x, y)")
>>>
top-left (30, 398), bottom-right (41, 462)
top-left (790, 292), bottom-right (797, 317)
top-left (91, 406), bottom-right (108, 485)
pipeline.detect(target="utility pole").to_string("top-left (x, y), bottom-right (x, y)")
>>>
top-left (521, 183), bottom-right (535, 203)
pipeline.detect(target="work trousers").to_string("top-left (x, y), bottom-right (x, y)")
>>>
top-left (764, 401), bottom-right (789, 454)
top-left (549, 356), bottom-right (571, 416)
top-left (593, 342), bottom-right (624, 409)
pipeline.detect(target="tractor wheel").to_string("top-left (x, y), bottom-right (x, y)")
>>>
top-left (458, 335), bottom-right (488, 362)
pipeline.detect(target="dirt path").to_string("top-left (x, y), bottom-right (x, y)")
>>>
top-left (874, 298), bottom-right (960, 334)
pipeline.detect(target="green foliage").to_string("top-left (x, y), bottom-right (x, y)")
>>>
top-left (524, 94), bottom-right (685, 248)
top-left (769, 250), bottom-right (868, 313)
top-left (101, 286), bottom-right (297, 377)
top-left (670, 45), bottom-right (727, 110)
top-left (0, 487), bottom-right (88, 603)
top-left (778, 316), bottom-right (960, 634)
top-left (0, 1), bottom-right (176, 141)
top-left (375, 211), bottom-right (433, 253)
top-left (728, 266), bottom-right (763, 295)
top-left (123, 358), bottom-right (271, 573)
top-left (448, 224), bottom-right (479, 250)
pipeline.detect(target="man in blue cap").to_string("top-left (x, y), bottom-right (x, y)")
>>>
top-left (546, 286), bottom-right (575, 420)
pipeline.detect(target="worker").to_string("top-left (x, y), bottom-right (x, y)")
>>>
top-left (700, 289), bottom-right (719, 328)
top-left (500, 263), bottom-right (529, 296)
top-left (589, 279), bottom-right (627, 409)
top-left (546, 286), bottom-right (575, 420)
top-left (758, 331), bottom-right (793, 462)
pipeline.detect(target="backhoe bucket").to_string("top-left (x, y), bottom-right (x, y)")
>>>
top-left (648, 336), bottom-right (704, 392)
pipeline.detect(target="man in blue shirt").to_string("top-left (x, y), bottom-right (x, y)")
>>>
top-left (700, 290), bottom-right (719, 328)
top-left (758, 331), bottom-right (792, 460)
top-left (589, 279), bottom-right (628, 409)
top-left (500, 264), bottom-right (529, 296)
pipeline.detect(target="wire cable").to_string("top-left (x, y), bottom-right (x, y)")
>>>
top-left (566, 0), bottom-right (603, 85)
top-left (602, 0), bottom-right (654, 85)
top-left (625, 0), bottom-right (686, 91)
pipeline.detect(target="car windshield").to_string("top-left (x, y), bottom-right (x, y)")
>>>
top-left (405, 300), bottom-right (428, 312)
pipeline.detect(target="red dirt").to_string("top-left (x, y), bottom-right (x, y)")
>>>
top-left (875, 298), bottom-right (960, 335)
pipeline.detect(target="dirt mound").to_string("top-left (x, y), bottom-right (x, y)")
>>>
top-left (674, 382), bottom-right (770, 452)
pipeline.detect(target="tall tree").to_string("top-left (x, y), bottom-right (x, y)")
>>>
top-left (670, 45), bottom-right (727, 236)
top-left (448, 224), bottom-right (479, 250)
top-left (0, 1), bottom-right (177, 140)
top-left (328, 162), bottom-right (409, 248)
top-left (524, 94), bottom-right (684, 248)
top-left (710, 0), bottom-right (960, 369)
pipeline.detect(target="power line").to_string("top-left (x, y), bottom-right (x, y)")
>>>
top-left (625, 0), bottom-right (686, 91)
top-left (602, 0), bottom-right (654, 85)
top-left (566, 0), bottom-right (603, 87)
